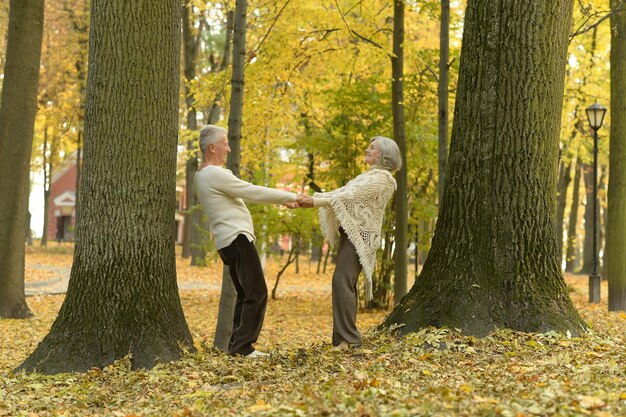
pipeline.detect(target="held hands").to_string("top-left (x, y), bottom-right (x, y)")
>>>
top-left (282, 194), bottom-right (314, 209)
top-left (296, 194), bottom-right (314, 208)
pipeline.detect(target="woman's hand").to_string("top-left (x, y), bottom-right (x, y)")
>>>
top-left (296, 194), bottom-right (314, 208)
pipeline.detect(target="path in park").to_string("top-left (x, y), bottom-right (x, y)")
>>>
top-left (25, 262), bottom-right (331, 296)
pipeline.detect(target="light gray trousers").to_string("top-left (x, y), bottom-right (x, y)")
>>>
top-left (332, 229), bottom-right (363, 347)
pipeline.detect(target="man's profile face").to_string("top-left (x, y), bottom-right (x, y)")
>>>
top-left (212, 134), bottom-right (230, 165)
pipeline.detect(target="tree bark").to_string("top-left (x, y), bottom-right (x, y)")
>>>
top-left (17, 0), bottom-right (194, 374)
top-left (384, 0), bottom-right (585, 336)
top-left (556, 160), bottom-right (572, 264)
top-left (437, 0), bottom-right (449, 208)
top-left (0, 0), bottom-right (44, 319)
top-left (392, 0), bottom-right (407, 305)
top-left (565, 161), bottom-right (582, 272)
top-left (608, 0), bottom-right (626, 311)
top-left (213, 0), bottom-right (247, 351)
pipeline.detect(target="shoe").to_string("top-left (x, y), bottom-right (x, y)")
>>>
top-left (245, 350), bottom-right (269, 358)
top-left (331, 342), bottom-right (362, 350)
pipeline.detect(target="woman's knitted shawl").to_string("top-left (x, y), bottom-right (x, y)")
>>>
top-left (315, 168), bottom-right (397, 301)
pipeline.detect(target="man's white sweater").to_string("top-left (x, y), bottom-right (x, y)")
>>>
top-left (194, 165), bottom-right (297, 250)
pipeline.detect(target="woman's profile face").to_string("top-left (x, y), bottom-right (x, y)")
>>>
top-left (364, 139), bottom-right (381, 166)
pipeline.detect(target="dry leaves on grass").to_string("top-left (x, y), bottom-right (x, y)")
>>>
top-left (1, 249), bottom-right (626, 416)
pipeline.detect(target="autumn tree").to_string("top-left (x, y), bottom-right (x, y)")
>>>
top-left (608, 0), bottom-right (626, 311)
top-left (384, 0), bottom-right (586, 336)
top-left (0, 0), bottom-right (45, 319)
top-left (18, 0), bottom-right (194, 373)
top-left (213, 0), bottom-right (247, 352)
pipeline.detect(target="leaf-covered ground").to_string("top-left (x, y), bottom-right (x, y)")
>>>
top-left (2, 245), bottom-right (626, 416)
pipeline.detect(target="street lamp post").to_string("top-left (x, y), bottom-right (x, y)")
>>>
top-left (585, 102), bottom-right (607, 304)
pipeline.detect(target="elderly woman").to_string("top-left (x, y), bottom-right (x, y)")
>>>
top-left (297, 136), bottom-right (402, 348)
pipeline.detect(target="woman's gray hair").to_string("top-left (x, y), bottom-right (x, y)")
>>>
top-left (371, 136), bottom-right (402, 171)
top-left (199, 125), bottom-right (227, 154)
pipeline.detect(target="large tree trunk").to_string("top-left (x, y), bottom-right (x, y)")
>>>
top-left (565, 161), bottom-right (582, 272)
top-left (213, 0), bottom-right (247, 351)
top-left (556, 160), bottom-right (572, 264)
top-left (18, 0), bottom-right (194, 374)
top-left (392, 0), bottom-right (407, 305)
top-left (384, 0), bottom-right (585, 336)
top-left (608, 0), bottom-right (626, 311)
top-left (0, 0), bottom-right (44, 319)
top-left (437, 0), bottom-right (449, 207)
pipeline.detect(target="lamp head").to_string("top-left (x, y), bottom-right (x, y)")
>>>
top-left (586, 102), bottom-right (607, 131)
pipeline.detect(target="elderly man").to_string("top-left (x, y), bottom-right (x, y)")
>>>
top-left (194, 124), bottom-right (298, 358)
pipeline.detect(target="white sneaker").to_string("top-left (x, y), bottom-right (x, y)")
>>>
top-left (245, 350), bottom-right (269, 358)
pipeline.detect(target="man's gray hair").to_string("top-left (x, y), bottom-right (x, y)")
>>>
top-left (372, 136), bottom-right (402, 171)
top-left (199, 125), bottom-right (228, 154)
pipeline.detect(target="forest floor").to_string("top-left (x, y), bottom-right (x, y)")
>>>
top-left (1, 243), bottom-right (625, 417)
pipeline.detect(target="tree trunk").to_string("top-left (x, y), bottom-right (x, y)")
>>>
top-left (581, 163), bottom-right (595, 274)
top-left (608, 0), bottom-right (626, 311)
top-left (182, 2), bottom-right (198, 260)
top-left (556, 160), bottom-right (572, 264)
top-left (41, 126), bottom-right (50, 247)
top-left (181, 3), bottom-right (207, 266)
top-left (392, 0), bottom-right (407, 305)
top-left (0, 0), bottom-right (44, 319)
top-left (18, 0), bottom-right (194, 374)
top-left (598, 167), bottom-right (607, 278)
top-left (213, 267), bottom-right (236, 351)
top-left (213, 0), bottom-right (247, 351)
top-left (384, 0), bottom-right (585, 336)
top-left (68, 0), bottom-right (88, 221)
top-left (565, 161), bottom-right (582, 272)
top-left (437, 0), bottom-right (449, 208)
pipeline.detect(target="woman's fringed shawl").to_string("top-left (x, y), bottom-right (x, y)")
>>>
top-left (315, 168), bottom-right (397, 301)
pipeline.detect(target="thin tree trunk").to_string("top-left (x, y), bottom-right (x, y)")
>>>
top-left (392, 0), bottom-right (407, 305)
top-left (182, 4), bottom-right (208, 266)
top-left (384, 0), bottom-right (585, 336)
top-left (41, 126), bottom-right (50, 247)
top-left (323, 243), bottom-right (332, 274)
top-left (566, 161), bottom-right (582, 272)
top-left (207, 10), bottom-right (233, 124)
top-left (213, 0), bottom-right (247, 351)
top-left (68, 0), bottom-right (88, 221)
top-left (608, 0), bottom-right (626, 311)
top-left (599, 167), bottom-right (607, 279)
top-left (0, 0), bottom-right (44, 319)
top-left (581, 163), bottom-right (595, 274)
top-left (75, 131), bottom-right (82, 217)
top-left (182, 2), bottom-right (198, 260)
top-left (556, 160), bottom-right (572, 264)
top-left (437, 0), bottom-right (449, 207)
top-left (18, 0), bottom-right (193, 373)
top-left (213, 267), bottom-right (236, 351)
top-left (272, 243), bottom-right (298, 300)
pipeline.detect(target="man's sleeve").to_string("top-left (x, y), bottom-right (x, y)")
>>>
top-left (212, 169), bottom-right (296, 204)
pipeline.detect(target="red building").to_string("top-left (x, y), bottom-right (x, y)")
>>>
top-left (48, 155), bottom-right (186, 243)
top-left (47, 157), bottom-right (77, 241)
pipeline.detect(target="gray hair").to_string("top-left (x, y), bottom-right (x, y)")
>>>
top-left (199, 125), bottom-right (227, 154)
top-left (371, 136), bottom-right (402, 171)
